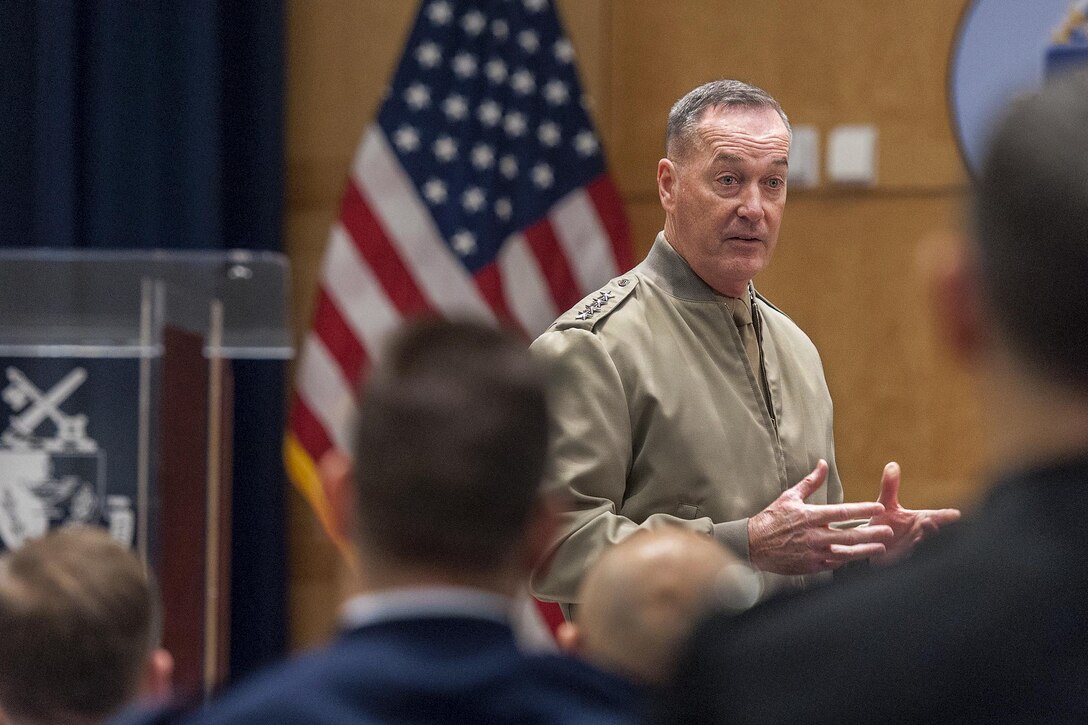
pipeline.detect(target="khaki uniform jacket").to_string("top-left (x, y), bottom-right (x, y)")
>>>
top-left (530, 233), bottom-right (842, 604)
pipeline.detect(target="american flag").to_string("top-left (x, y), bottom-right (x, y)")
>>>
top-left (284, 0), bottom-right (632, 558)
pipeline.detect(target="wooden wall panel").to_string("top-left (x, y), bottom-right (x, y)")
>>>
top-left (607, 0), bottom-right (969, 198)
top-left (285, 0), bottom-right (982, 649)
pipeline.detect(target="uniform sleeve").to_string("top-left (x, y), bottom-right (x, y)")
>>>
top-left (529, 327), bottom-right (727, 603)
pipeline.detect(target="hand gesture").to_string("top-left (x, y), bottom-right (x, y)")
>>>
top-left (747, 460), bottom-right (894, 575)
top-left (868, 462), bottom-right (961, 565)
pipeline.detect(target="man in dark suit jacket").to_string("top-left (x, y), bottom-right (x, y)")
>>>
top-left (659, 71), bottom-right (1088, 724)
top-left (168, 319), bottom-right (640, 725)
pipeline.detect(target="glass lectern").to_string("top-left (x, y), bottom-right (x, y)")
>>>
top-left (0, 249), bottom-right (292, 695)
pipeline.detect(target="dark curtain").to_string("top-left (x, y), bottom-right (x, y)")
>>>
top-left (0, 0), bottom-right (287, 681)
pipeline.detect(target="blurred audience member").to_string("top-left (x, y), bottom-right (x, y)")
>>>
top-left (0, 526), bottom-right (171, 725)
top-left (166, 319), bottom-right (639, 724)
top-left (558, 528), bottom-right (755, 687)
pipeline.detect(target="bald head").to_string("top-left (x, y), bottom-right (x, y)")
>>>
top-left (559, 528), bottom-right (741, 685)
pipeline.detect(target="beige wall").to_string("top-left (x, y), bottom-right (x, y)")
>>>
top-left (285, 0), bottom-right (983, 648)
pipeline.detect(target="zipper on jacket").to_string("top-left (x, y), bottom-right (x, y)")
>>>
top-left (749, 283), bottom-right (778, 434)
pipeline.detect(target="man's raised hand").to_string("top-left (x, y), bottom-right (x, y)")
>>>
top-left (747, 460), bottom-right (894, 575)
top-left (868, 461), bottom-right (961, 565)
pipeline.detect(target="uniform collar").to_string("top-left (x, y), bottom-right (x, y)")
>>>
top-left (639, 232), bottom-right (723, 302)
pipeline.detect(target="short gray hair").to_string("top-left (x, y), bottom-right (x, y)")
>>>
top-left (665, 79), bottom-right (791, 157)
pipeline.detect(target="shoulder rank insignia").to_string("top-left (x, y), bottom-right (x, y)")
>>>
top-left (548, 275), bottom-right (638, 332)
top-left (574, 289), bottom-right (615, 320)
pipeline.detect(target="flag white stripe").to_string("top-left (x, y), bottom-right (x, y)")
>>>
top-left (322, 222), bottom-right (402, 358)
top-left (498, 232), bottom-right (559, 337)
top-left (353, 124), bottom-right (495, 321)
top-left (296, 334), bottom-right (357, 454)
top-left (549, 188), bottom-right (619, 293)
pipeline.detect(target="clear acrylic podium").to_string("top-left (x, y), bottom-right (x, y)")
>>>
top-left (0, 249), bottom-right (292, 696)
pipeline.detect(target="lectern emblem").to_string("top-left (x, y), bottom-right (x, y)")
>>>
top-left (0, 366), bottom-right (133, 551)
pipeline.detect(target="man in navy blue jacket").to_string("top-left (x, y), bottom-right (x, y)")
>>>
top-left (659, 71), bottom-right (1088, 724)
top-left (166, 319), bottom-right (640, 725)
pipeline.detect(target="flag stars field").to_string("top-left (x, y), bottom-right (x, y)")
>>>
top-left (442, 94), bottom-right (469, 121)
top-left (452, 53), bottom-right (477, 79)
top-left (403, 83), bottom-right (430, 110)
top-left (415, 41), bottom-right (442, 69)
top-left (477, 100), bottom-right (502, 126)
top-left (432, 135), bottom-right (458, 162)
top-left (461, 187), bottom-right (486, 213)
top-left (518, 29), bottom-right (541, 54)
top-left (451, 230), bottom-right (477, 256)
top-left (499, 155), bottom-right (518, 180)
top-left (393, 126), bottom-right (420, 153)
top-left (471, 144), bottom-right (495, 170)
top-left (538, 121), bottom-right (561, 147)
top-left (503, 112), bottom-right (527, 138)
top-left (461, 9), bottom-right (486, 36)
top-left (575, 130), bottom-right (599, 157)
top-left (553, 38), bottom-right (574, 63)
top-left (425, 0), bottom-right (452, 26)
top-left (531, 163), bottom-right (554, 189)
top-left (485, 58), bottom-right (508, 84)
top-left (423, 178), bottom-right (448, 205)
top-left (543, 79), bottom-right (569, 105)
top-left (511, 69), bottom-right (535, 95)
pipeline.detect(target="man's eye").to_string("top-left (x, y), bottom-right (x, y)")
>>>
top-left (767, 178), bottom-right (782, 189)
top-left (719, 175), bottom-right (737, 185)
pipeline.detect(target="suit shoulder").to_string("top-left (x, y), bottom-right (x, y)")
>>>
top-left (544, 275), bottom-right (640, 334)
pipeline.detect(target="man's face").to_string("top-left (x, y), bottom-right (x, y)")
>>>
top-left (657, 105), bottom-right (790, 297)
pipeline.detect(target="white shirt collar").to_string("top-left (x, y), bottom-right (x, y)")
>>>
top-left (339, 586), bottom-right (512, 631)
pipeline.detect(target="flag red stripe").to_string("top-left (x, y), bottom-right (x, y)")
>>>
top-left (340, 180), bottom-right (432, 316)
top-left (534, 599), bottom-right (566, 635)
top-left (311, 288), bottom-right (370, 391)
top-left (522, 219), bottom-right (583, 311)
top-left (472, 262), bottom-right (528, 338)
top-left (289, 393), bottom-right (335, 463)
top-left (585, 174), bottom-right (634, 272)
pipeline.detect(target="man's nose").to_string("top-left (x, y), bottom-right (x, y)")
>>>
top-left (736, 185), bottom-right (765, 222)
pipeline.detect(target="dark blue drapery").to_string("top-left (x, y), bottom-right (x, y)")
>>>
top-left (0, 0), bottom-right (287, 681)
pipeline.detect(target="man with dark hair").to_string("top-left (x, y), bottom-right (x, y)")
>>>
top-left (0, 526), bottom-right (172, 725)
top-left (660, 71), bottom-right (1088, 723)
top-left (531, 79), bottom-right (958, 611)
top-left (176, 318), bottom-right (639, 724)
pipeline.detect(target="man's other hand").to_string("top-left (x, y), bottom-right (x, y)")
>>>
top-left (868, 461), bottom-right (961, 565)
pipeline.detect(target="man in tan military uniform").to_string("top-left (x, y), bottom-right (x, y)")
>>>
top-left (530, 80), bottom-right (959, 608)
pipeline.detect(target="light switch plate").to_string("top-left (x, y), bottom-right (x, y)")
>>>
top-left (787, 125), bottom-right (820, 188)
top-left (827, 124), bottom-right (878, 185)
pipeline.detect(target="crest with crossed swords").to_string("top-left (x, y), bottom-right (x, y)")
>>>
top-left (2, 367), bottom-right (96, 452)
top-left (0, 366), bottom-right (132, 551)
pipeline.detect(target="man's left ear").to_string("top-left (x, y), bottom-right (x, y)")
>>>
top-left (139, 647), bottom-right (174, 701)
top-left (555, 620), bottom-right (583, 655)
top-left (318, 450), bottom-right (357, 544)
top-left (657, 158), bottom-right (678, 212)
top-left (925, 231), bottom-right (988, 364)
